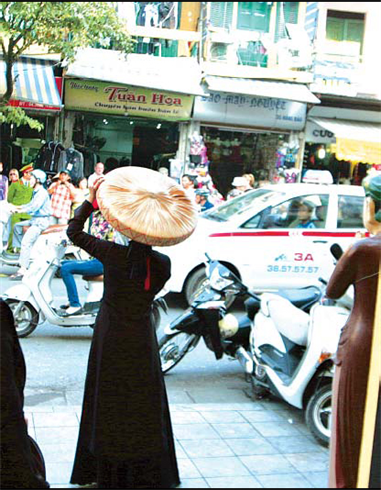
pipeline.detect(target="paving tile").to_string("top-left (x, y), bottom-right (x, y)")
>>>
top-left (190, 403), bottom-right (263, 412)
top-left (303, 471), bottom-right (329, 488)
top-left (292, 421), bottom-right (313, 436)
top-left (225, 437), bottom-right (279, 456)
top-left (173, 423), bottom-right (220, 440)
top-left (239, 454), bottom-right (296, 475)
top-left (267, 435), bottom-right (326, 454)
top-left (174, 441), bottom-right (189, 459)
top-left (45, 462), bottom-right (73, 485)
top-left (52, 405), bottom-right (82, 413)
top-left (170, 404), bottom-right (199, 412)
top-left (38, 442), bottom-right (76, 463)
top-left (206, 475), bottom-right (263, 488)
top-left (24, 405), bottom-right (54, 412)
top-left (33, 412), bottom-right (79, 428)
top-left (188, 388), bottom-right (251, 404)
top-left (211, 422), bottom-right (259, 439)
top-left (178, 458), bottom-right (202, 478)
top-left (192, 456), bottom-right (251, 478)
top-left (180, 439), bottom-right (235, 458)
top-left (241, 410), bottom-right (284, 423)
top-left (179, 478), bottom-right (210, 488)
top-left (171, 411), bottom-right (206, 424)
top-left (200, 410), bottom-right (247, 424)
top-left (256, 473), bottom-right (314, 488)
top-left (260, 399), bottom-right (293, 411)
top-left (35, 426), bottom-right (79, 445)
top-left (284, 452), bottom-right (329, 473)
top-left (250, 421), bottom-right (305, 437)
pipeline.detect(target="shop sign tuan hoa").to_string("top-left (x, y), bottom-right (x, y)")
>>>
top-left (64, 80), bottom-right (193, 120)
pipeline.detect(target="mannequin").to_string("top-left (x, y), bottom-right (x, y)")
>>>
top-left (326, 173), bottom-right (381, 489)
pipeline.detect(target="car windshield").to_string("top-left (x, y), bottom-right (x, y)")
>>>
top-left (203, 188), bottom-right (283, 222)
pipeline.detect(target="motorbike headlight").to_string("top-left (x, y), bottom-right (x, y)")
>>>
top-left (210, 267), bottom-right (234, 291)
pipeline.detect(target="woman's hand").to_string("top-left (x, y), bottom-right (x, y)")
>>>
top-left (88, 177), bottom-right (105, 204)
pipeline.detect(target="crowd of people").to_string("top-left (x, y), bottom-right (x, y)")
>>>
top-left (0, 162), bottom-right (109, 283)
top-left (0, 159), bottom-right (261, 284)
top-left (179, 169), bottom-right (257, 212)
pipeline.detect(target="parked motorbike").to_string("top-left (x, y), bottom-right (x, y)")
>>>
top-left (1, 227), bottom-right (167, 337)
top-left (248, 244), bottom-right (351, 447)
top-left (158, 254), bottom-right (323, 375)
top-left (158, 254), bottom-right (251, 373)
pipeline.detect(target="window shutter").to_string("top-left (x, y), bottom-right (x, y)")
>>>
top-left (210, 2), bottom-right (234, 29)
top-left (237, 2), bottom-right (272, 32)
top-left (275, 2), bottom-right (299, 42)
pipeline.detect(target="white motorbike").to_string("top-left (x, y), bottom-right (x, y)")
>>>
top-left (0, 201), bottom-right (85, 267)
top-left (1, 228), bottom-right (166, 338)
top-left (247, 244), bottom-right (352, 447)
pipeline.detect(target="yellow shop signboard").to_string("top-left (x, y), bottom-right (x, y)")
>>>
top-left (64, 79), bottom-right (194, 120)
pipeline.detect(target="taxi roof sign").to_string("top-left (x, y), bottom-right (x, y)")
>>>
top-left (302, 169), bottom-right (334, 185)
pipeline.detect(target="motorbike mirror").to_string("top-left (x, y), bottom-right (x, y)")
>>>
top-left (330, 243), bottom-right (343, 261)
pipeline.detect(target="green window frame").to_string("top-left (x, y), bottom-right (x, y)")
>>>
top-left (326, 11), bottom-right (364, 53)
top-left (237, 2), bottom-right (272, 32)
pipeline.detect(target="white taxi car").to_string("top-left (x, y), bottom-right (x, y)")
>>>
top-left (160, 183), bottom-right (366, 304)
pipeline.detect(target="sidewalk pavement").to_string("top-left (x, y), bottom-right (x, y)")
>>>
top-left (25, 401), bottom-right (329, 489)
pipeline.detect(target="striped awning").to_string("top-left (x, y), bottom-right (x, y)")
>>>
top-left (0, 57), bottom-right (62, 107)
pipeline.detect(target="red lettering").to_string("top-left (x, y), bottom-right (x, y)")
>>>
top-left (151, 93), bottom-right (163, 104)
top-left (294, 252), bottom-right (314, 261)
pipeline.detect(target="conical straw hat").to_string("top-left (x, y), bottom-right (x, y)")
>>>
top-left (96, 166), bottom-right (198, 246)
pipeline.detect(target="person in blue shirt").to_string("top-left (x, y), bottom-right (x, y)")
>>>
top-left (195, 188), bottom-right (214, 213)
top-left (9, 170), bottom-right (52, 280)
top-left (295, 200), bottom-right (316, 229)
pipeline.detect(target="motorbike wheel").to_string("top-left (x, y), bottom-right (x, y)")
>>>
top-left (6, 299), bottom-right (39, 338)
top-left (150, 303), bottom-right (161, 331)
top-left (305, 383), bottom-right (332, 447)
top-left (184, 268), bottom-right (208, 305)
top-left (158, 332), bottom-right (198, 374)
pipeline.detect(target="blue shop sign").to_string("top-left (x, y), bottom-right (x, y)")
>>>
top-left (193, 91), bottom-right (306, 130)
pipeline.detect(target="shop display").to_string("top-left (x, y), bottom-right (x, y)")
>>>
top-left (202, 129), bottom-right (294, 197)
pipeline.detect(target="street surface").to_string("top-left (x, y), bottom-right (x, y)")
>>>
top-left (0, 263), bottom-right (330, 489)
top-left (0, 266), bottom-right (250, 407)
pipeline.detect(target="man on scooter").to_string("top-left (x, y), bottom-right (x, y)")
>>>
top-left (8, 170), bottom-right (52, 281)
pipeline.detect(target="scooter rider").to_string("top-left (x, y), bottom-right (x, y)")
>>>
top-left (9, 169), bottom-right (52, 281)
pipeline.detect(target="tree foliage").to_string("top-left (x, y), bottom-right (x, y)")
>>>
top-left (0, 2), bottom-right (134, 129)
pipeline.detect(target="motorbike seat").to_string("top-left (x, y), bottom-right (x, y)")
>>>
top-left (278, 286), bottom-right (321, 312)
top-left (41, 224), bottom-right (68, 235)
top-left (82, 274), bottom-right (104, 282)
top-left (261, 293), bottom-right (310, 346)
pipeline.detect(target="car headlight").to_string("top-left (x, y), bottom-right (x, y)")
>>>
top-left (210, 267), bottom-right (234, 291)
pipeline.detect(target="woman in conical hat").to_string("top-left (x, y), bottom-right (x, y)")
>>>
top-left (326, 173), bottom-right (381, 489)
top-left (69, 167), bottom-right (198, 489)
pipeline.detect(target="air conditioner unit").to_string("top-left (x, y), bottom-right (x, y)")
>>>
top-left (210, 42), bottom-right (238, 63)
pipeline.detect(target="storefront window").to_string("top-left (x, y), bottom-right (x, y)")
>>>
top-left (203, 128), bottom-right (291, 197)
top-left (73, 114), bottom-right (179, 177)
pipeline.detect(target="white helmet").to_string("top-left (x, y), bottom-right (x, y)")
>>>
top-left (31, 169), bottom-right (47, 184)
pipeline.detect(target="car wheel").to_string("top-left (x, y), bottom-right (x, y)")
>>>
top-left (184, 267), bottom-right (208, 305)
top-left (6, 299), bottom-right (39, 338)
top-left (305, 383), bottom-right (332, 447)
